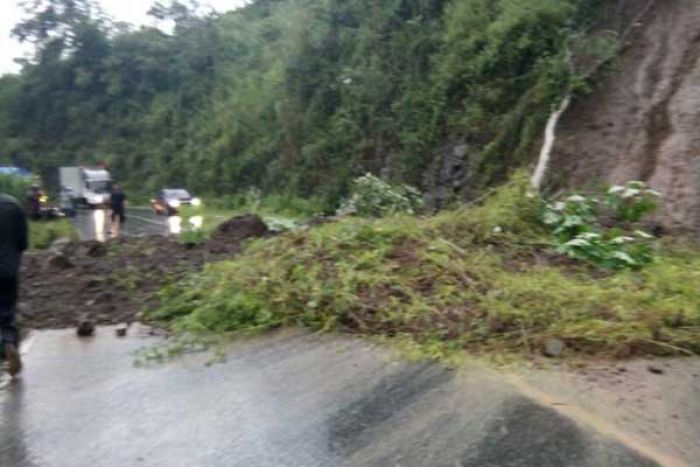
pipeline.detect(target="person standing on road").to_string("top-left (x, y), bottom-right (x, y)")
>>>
top-left (0, 193), bottom-right (28, 377)
top-left (110, 185), bottom-right (127, 237)
top-left (60, 186), bottom-right (76, 217)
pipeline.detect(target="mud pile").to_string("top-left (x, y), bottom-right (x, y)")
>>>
top-left (551, 0), bottom-right (700, 232)
top-left (19, 215), bottom-right (269, 330)
top-left (208, 214), bottom-right (270, 254)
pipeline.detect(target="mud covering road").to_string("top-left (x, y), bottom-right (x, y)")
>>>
top-left (0, 329), bottom-right (676, 467)
top-left (18, 214), bottom-right (270, 330)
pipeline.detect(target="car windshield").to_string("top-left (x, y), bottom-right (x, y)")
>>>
top-left (163, 189), bottom-right (191, 200)
top-left (87, 180), bottom-right (112, 194)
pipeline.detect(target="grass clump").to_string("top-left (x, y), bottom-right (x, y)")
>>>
top-left (148, 174), bottom-right (700, 359)
top-left (30, 219), bottom-right (79, 250)
top-left (0, 174), bottom-right (31, 201)
top-left (542, 181), bottom-right (660, 270)
top-left (338, 174), bottom-right (424, 218)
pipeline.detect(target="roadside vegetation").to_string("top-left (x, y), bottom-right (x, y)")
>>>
top-left (0, 174), bottom-right (30, 201)
top-left (29, 219), bottom-right (78, 250)
top-left (148, 174), bottom-right (700, 360)
top-left (1, 0), bottom-right (622, 209)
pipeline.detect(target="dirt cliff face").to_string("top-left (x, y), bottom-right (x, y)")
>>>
top-left (551, 0), bottom-right (700, 232)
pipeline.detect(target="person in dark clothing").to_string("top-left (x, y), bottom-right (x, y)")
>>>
top-left (110, 185), bottom-right (127, 237)
top-left (26, 185), bottom-right (41, 220)
top-left (0, 193), bottom-right (28, 377)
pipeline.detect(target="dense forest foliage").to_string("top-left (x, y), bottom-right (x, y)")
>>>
top-left (0, 0), bottom-right (612, 209)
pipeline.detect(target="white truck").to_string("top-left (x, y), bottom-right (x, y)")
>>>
top-left (59, 167), bottom-right (113, 208)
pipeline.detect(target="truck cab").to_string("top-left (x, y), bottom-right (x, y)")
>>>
top-left (59, 167), bottom-right (113, 208)
top-left (83, 169), bottom-right (112, 207)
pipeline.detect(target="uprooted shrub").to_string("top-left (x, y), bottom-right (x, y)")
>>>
top-left (541, 181), bottom-right (661, 270)
top-left (338, 174), bottom-right (424, 218)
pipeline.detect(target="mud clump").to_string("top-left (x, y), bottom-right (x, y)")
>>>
top-left (76, 316), bottom-right (96, 337)
top-left (208, 214), bottom-right (270, 254)
top-left (19, 215), bottom-right (270, 330)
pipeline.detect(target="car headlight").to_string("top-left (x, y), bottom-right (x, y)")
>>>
top-left (168, 199), bottom-right (181, 208)
top-left (191, 197), bottom-right (202, 207)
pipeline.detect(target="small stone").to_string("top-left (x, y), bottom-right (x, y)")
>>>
top-left (617, 367), bottom-right (628, 373)
top-left (542, 338), bottom-right (566, 358)
top-left (77, 241), bottom-right (107, 258)
top-left (96, 291), bottom-right (113, 303)
top-left (647, 365), bottom-right (664, 375)
top-left (49, 237), bottom-right (72, 254)
top-left (46, 254), bottom-right (74, 270)
top-left (77, 318), bottom-right (95, 337)
top-left (115, 323), bottom-right (128, 337)
top-left (83, 276), bottom-right (107, 290)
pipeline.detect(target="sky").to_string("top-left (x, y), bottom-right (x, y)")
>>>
top-left (0, 0), bottom-right (249, 75)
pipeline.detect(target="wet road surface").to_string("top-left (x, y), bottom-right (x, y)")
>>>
top-left (71, 208), bottom-right (173, 241)
top-left (0, 329), bottom-right (668, 467)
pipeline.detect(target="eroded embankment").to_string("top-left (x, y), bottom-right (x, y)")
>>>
top-left (551, 0), bottom-right (700, 232)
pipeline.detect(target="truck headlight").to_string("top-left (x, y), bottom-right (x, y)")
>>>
top-left (168, 199), bottom-right (181, 208)
top-left (191, 197), bottom-right (202, 207)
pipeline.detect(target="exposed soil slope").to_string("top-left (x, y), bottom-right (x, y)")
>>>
top-left (551, 0), bottom-right (700, 232)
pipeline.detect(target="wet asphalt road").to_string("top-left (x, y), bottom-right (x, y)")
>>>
top-left (0, 329), bottom-right (663, 467)
top-left (71, 208), bottom-right (172, 241)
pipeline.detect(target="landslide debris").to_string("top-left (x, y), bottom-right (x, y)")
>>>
top-left (19, 215), bottom-right (269, 330)
top-left (149, 179), bottom-right (700, 359)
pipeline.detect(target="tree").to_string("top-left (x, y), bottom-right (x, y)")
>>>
top-left (12, 0), bottom-right (107, 54)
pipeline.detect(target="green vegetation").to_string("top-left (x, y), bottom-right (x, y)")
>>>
top-left (338, 174), bottom-right (424, 218)
top-left (0, 0), bottom-right (615, 208)
top-left (204, 192), bottom-right (321, 219)
top-left (0, 174), bottom-right (30, 201)
top-left (177, 229), bottom-right (209, 247)
top-left (29, 219), bottom-right (78, 250)
top-left (541, 181), bottom-right (660, 270)
top-left (148, 175), bottom-right (700, 359)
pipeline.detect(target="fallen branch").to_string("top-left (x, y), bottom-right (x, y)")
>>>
top-left (642, 338), bottom-right (697, 357)
top-left (530, 95), bottom-right (571, 191)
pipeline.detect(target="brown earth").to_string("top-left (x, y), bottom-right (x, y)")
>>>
top-left (18, 215), bottom-right (269, 330)
top-left (550, 0), bottom-right (700, 233)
